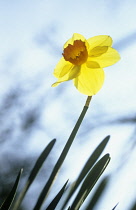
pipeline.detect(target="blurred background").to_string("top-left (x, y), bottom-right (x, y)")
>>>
top-left (0, 0), bottom-right (136, 209)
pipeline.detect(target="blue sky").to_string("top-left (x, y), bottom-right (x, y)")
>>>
top-left (0, 0), bottom-right (136, 209)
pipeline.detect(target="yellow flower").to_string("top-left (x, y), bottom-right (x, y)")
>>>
top-left (52, 33), bottom-right (120, 96)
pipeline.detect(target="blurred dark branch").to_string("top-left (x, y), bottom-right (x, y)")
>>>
top-left (108, 114), bottom-right (136, 124)
top-left (113, 31), bottom-right (136, 51)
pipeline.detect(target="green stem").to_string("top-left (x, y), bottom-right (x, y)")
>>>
top-left (33, 96), bottom-right (92, 210)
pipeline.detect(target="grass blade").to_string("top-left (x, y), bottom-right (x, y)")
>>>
top-left (71, 154), bottom-right (110, 210)
top-left (27, 139), bottom-right (56, 186)
top-left (45, 180), bottom-right (68, 210)
top-left (61, 135), bottom-right (110, 209)
top-left (85, 176), bottom-right (109, 210)
top-left (130, 201), bottom-right (136, 210)
top-left (13, 139), bottom-right (56, 210)
top-left (112, 203), bottom-right (119, 210)
top-left (0, 169), bottom-right (22, 210)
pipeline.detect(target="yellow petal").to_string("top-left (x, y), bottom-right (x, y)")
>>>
top-left (53, 57), bottom-right (72, 78)
top-left (87, 35), bottom-right (113, 51)
top-left (64, 33), bottom-right (87, 48)
top-left (52, 65), bottom-right (81, 86)
top-left (52, 81), bottom-right (61, 87)
top-left (73, 64), bottom-right (104, 96)
top-left (89, 46), bottom-right (108, 57)
top-left (86, 61), bottom-right (100, 68)
top-left (88, 47), bottom-right (120, 68)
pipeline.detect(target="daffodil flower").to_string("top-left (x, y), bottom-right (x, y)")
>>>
top-left (52, 33), bottom-right (120, 96)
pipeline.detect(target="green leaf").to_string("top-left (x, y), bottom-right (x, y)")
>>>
top-left (45, 180), bottom-right (68, 210)
top-left (130, 201), bottom-right (136, 210)
top-left (13, 139), bottom-right (56, 210)
top-left (61, 135), bottom-right (110, 209)
top-left (27, 139), bottom-right (56, 186)
top-left (112, 203), bottom-right (119, 210)
top-left (70, 154), bottom-right (110, 210)
top-left (0, 169), bottom-right (23, 210)
top-left (85, 176), bottom-right (109, 210)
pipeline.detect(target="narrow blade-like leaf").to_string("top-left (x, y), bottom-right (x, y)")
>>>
top-left (27, 139), bottom-right (56, 185)
top-left (61, 135), bottom-right (110, 209)
top-left (0, 169), bottom-right (22, 210)
top-left (112, 203), bottom-right (119, 210)
top-left (45, 180), bottom-right (68, 210)
top-left (71, 154), bottom-right (110, 210)
top-left (85, 176), bottom-right (109, 210)
top-left (130, 201), bottom-right (136, 210)
top-left (13, 139), bottom-right (56, 210)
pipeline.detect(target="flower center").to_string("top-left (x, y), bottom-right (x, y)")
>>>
top-left (62, 40), bottom-right (88, 65)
